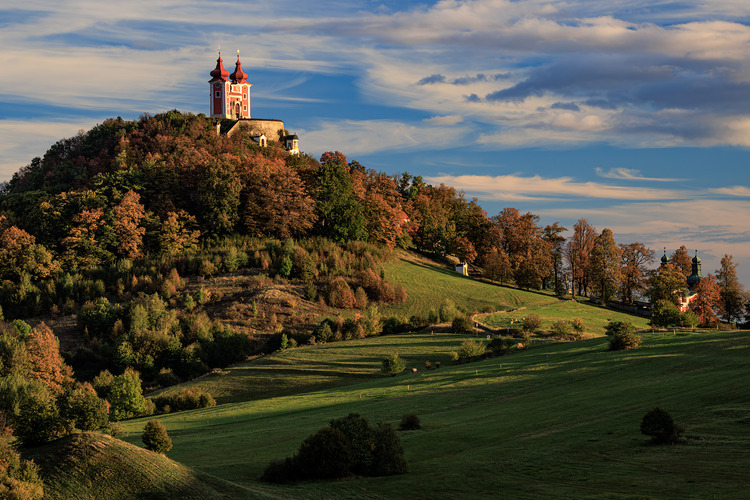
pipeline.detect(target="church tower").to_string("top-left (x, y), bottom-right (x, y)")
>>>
top-left (209, 49), bottom-right (252, 119)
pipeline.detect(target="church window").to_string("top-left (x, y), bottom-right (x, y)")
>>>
top-left (215, 91), bottom-right (221, 98)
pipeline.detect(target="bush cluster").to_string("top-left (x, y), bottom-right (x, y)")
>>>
top-left (261, 413), bottom-right (407, 483)
top-left (152, 388), bottom-right (216, 414)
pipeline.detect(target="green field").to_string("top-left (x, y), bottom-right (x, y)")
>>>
top-left (380, 253), bottom-right (555, 318)
top-left (152, 333), bottom-right (477, 404)
top-left (119, 330), bottom-right (750, 499)
top-left (480, 298), bottom-right (652, 336)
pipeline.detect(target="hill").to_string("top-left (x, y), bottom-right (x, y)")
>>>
top-left (21, 432), bottom-right (266, 499)
top-left (117, 330), bottom-right (750, 499)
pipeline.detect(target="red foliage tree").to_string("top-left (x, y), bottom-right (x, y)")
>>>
top-left (112, 190), bottom-right (146, 259)
top-left (690, 274), bottom-right (721, 326)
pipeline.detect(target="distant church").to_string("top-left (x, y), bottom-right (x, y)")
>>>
top-left (660, 250), bottom-right (703, 311)
top-left (208, 49), bottom-right (299, 154)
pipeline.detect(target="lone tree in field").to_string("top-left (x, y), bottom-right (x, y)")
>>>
top-left (142, 419), bottom-right (172, 453)
top-left (605, 320), bottom-right (641, 351)
top-left (382, 353), bottom-right (406, 376)
top-left (641, 407), bottom-right (683, 444)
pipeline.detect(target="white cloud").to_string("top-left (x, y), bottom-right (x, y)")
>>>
top-left (595, 167), bottom-right (680, 182)
top-left (423, 115), bottom-right (464, 125)
top-left (424, 173), bottom-right (687, 202)
top-left (300, 118), bottom-right (472, 156)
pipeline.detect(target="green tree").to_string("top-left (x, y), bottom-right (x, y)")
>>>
top-left (605, 321), bottom-right (641, 351)
top-left (543, 222), bottom-right (567, 294)
top-left (641, 407), bottom-right (683, 444)
top-left (381, 353), bottom-right (406, 376)
top-left (649, 264), bottom-right (687, 306)
top-left (315, 153), bottom-right (367, 242)
top-left (142, 418), bottom-right (173, 453)
top-left (650, 299), bottom-right (682, 328)
top-left (108, 367), bottom-right (147, 421)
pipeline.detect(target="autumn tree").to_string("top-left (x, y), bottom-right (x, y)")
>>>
top-left (716, 254), bottom-right (745, 323)
top-left (566, 219), bottom-right (597, 297)
top-left (493, 208), bottom-right (552, 289)
top-left (482, 247), bottom-right (512, 284)
top-left (619, 242), bottom-right (654, 304)
top-left (0, 218), bottom-right (60, 283)
top-left (61, 207), bottom-right (111, 269)
top-left (242, 158), bottom-right (316, 239)
top-left (670, 245), bottom-right (693, 277)
top-left (452, 236), bottom-right (477, 264)
top-left (589, 228), bottom-right (621, 304)
top-left (158, 210), bottom-right (200, 257)
top-left (25, 323), bottom-right (73, 393)
top-left (111, 190), bottom-right (146, 259)
top-left (690, 274), bottom-right (721, 326)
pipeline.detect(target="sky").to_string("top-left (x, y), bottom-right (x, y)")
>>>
top-left (2, 0), bottom-right (750, 285)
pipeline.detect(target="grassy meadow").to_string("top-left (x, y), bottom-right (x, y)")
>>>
top-left (380, 252), bottom-right (555, 318)
top-left (479, 298), bottom-right (652, 336)
top-left (119, 330), bottom-right (750, 499)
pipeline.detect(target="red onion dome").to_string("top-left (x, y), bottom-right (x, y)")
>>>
top-left (209, 52), bottom-right (230, 82)
top-left (230, 55), bottom-right (248, 84)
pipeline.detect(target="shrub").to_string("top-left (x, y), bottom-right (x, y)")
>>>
top-left (550, 319), bottom-right (571, 337)
top-left (451, 315), bottom-right (474, 334)
top-left (399, 414), bottom-right (421, 431)
top-left (438, 299), bottom-right (458, 322)
top-left (488, 337), bottom-right (514, 355)
top-left (327, 277), bottom-right (355, 309)
top-left (571, 317), bottom-right (586, 333)
top-left (424, 359), bottom-right (432, 370)
top-left (458, 339), bottom-right (486, 360)
top-left (262, 413), bottom-right (407, 483)
top-left (371, 422), bottom-right (408, 476)
top-left (650, 299), bottom-right (682, 328)
top-left (296, 426), bottom-right (353, 480)
top-left (142, 419), bottom-right (173, 453)
top-left (521, 314), bottom-right (541, 333)
top-left (329, 413), bottom-right (375, 475)
top-left (449, 351), bottom-right (459, 363)
top-left (606, 321), bottom-right (642, 351)
top-left (381, 353), bottom-right (406, 376)
top-left (640, 407), bottom-right (683, 444)
top-left (681, 310), bottom-right (699, 328)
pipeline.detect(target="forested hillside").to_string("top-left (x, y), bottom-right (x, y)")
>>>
top-left (0, 111), bottom-right (746, 498)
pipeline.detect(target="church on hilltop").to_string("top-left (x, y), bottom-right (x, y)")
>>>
top-left (208, 49), bottom-right (299, 154)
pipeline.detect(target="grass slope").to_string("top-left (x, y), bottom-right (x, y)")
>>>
top-left (380, 252), bottom-right (555, 318)
top-left (151, 333), bottom-right (475, 404)
top-left (121, 330), bottom-right (750, 499)
top-left (479, 297), bottom-right (651, 336)
top-left (22, 432), bottom-right (265, 499)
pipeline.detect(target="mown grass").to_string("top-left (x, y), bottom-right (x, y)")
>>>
top-left (480, 298), bottom-right (652, 336)
top-left (380, 252), bottom-right (555, 318)
top-left (151, 333), bottom-right (479, 404)
top-left (23, 432), bottom-right (254, 499)
top-left (119, 330), bottom-right (750, 499)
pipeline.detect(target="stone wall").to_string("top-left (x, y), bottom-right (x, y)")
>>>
top-left (227, 118), bottom-right (285, 140)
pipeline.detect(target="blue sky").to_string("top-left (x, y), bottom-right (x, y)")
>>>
top-left (2, 0), bottom-right (750, 285)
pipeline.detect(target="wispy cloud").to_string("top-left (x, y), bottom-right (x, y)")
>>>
top-left (595, 167), bottom-right (680, 182)
top-left (424, 173), bottom-right (687, 202)
top-left (300, 118), bottom-right (473, 156)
